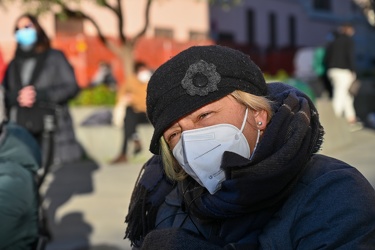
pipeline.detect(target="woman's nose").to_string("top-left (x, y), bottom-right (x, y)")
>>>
top-left (177, 118), bottom-right (195, 132)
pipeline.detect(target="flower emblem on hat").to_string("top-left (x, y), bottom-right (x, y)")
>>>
top-left (181, 60), bottom-right (221, 96)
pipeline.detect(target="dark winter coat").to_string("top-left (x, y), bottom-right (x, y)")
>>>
top-left (324, 33), bottom-right (356, 71)
top-left (125, 83), bottom-right (375, 250)
top-left (138, 154), bottom-right (375, 249)
top-left (2, 48), bottom-right (84, 164)
top-left (0, 122), bottom-right (41, 249)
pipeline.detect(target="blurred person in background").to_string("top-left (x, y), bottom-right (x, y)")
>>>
top-left (125, 45), bottom-right (375, 249)
top-left (110, 61), bottom-right (152, 164)
top-left (312, 30), bottom-right (337, 100)
top-left (2, 13), bottom-right (84, 166)
top-left (325, 23), bottom-right (360, 129)
top-left (0, 86), bottom-right (43, 249)
top-left (89, 60), bottom-right (117, 90)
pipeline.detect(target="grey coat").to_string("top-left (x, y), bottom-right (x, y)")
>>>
top-left (3, 48), bottom-right (84, 164)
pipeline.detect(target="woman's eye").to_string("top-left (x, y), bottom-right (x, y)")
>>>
top-left (167, 131), bottom-right (180, 143)
top-left (198, 112), bottom-right (211, 120)
top-left (16, 24), bottom-right (33, 31)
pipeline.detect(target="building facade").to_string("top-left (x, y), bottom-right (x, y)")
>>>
top-left (0, 0), bottom-right (374, 85)
top-left (0, 0), bottom-right (212, 86)
top-left (210, 0), bottom-right (375, 73)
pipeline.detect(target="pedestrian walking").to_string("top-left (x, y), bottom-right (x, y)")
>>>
top-left (325, 23), bottom-right (361, 130)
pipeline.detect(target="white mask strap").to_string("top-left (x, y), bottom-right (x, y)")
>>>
top-left (250, 129), bottom-right (261, 160)
top-left (239, 108), bottom-right (248, 133)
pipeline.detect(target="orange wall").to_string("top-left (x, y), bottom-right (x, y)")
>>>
top-left (52, 36), bottom-right (214, 88)
top-left (1, 36), bottom-right (295, 87)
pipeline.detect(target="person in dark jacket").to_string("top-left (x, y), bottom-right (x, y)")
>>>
top-left (325, 24), bottom-right (359, 128)
top-left (2, 13), bottom-right (84, 165)
top-left (89, 61), bottom-right (117, 90)
top-left (0, 86), bottom-right (42, 249)
top-left (124, 45), bottom-right (375, 249)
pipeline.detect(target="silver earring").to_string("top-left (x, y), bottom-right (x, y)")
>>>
top-left (257, 121), bottom-right (262, 126)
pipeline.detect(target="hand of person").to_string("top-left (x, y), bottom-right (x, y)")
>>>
top-left (17, 86), bottom-right (36, 107)
top-left (123, 94), bottom-right (133, 103)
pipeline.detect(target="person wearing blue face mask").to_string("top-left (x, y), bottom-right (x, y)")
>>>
top-left (2, 13), bottom-right (84, 167)
top-left (124, 45), bottom-right (375, 249)
top-left (15, 23), bottom-right (38, 47)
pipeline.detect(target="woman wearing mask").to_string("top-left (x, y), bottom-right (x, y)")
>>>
top-left (124, 45), bottom-right (375, 249)
top-left (110, 61), bottom-right (152, 164)
top-left (2, 13), bottom-right (84, 166)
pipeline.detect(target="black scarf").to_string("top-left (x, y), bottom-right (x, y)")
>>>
top-left (125, 156), bottom-right (174, 247)
top-left (125, 82), bottom-right (324, 246)
top-left (183, 82), bottom-right (324, 219)
top-left (13, 45), bottom-right (49, 89)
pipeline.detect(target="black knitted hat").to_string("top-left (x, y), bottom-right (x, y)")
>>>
top-left (147, 45), bottom-right (267, 154)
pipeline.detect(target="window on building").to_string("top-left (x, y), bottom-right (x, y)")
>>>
top-left (55, 16), bottom-right (84, 36)
top-left (351, 1), bottom-right (359, 12)
top-left (154, 28), bottom-right (174, 39)
top-left (288, 15), bottom-right (296, 47)
top-left (268, 12), bottom-right (277, 49)
top-left (313, 0), bottom-right (332, 11)
top-left (189, 31), bottom-right (209, 41)
top-left (247, 9), bottom-right (255, 46)
top-left (217, 32), bottom-right (234, 43)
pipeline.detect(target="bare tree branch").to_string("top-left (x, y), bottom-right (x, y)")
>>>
top-left (100, 0), bottom-right (118, 14)
top-left (59, 2), bottom-right (107, 44)
top-left (116, 0), bottom-right (126, 44)
top-left (131, 0), bottom-right (152, 46)
top-left (0, 0), bottom-right (155, 76)
top-left (95, 0), bottom-right (126, 44)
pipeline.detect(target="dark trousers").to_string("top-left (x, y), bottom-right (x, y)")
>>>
top-left (321, 72), bottom-right (333, 99)
top-left (121, 106), bottom-right (149, 154)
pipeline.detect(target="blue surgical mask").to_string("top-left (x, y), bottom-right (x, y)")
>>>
top-left (15, 28), bottom-right (37, 47)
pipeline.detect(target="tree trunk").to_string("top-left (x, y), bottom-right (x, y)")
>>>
top-left (105, 41), bottom-right (135, 83)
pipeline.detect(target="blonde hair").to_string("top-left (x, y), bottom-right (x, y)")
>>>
top-left (160, 90), bottom-right (273, 181)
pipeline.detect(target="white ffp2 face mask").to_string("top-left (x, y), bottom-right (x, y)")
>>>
top-left (137, 70), bottom-right (152, 83)
top-left (172, 109), bottom-right (251, 194)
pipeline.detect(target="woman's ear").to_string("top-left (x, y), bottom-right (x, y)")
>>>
top-left (254, 110), bottom-right (268, 130)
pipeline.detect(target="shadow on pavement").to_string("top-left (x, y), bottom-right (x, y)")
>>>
top-left (42, 159), bottom-right (120, 250)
